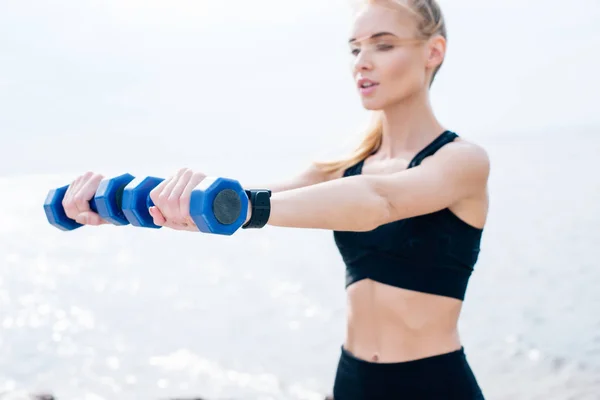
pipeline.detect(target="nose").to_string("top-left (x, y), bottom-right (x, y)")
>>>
top-left (353, 50), bottom-right (374, 74)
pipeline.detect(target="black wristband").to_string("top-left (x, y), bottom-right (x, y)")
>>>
top-left (242, 189), bottom-right (272, 229)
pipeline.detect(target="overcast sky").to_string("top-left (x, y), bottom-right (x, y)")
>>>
top-left (1, 0), bottom-right (598, 175)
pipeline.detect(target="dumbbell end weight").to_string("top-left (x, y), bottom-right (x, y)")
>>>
top-left (44, 185), bottom-right (98, 231)
top-left (95, 173), bottom-right (136, 226)
top-left (189, 177), bottom-right (248, 236)
top-left (121, 176), bottom-right (165, 229)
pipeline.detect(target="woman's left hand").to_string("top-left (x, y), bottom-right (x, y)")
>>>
top-left (148, 168), bottom-right (207, 231)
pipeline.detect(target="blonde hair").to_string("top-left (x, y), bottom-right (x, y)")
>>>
top-left (314, 0), bottom-right (447, 175)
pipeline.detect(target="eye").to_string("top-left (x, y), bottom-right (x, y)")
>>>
top-left (377, 44), bottom-right (394, 51)
top-left (350, 48), bottom-right (360, 56)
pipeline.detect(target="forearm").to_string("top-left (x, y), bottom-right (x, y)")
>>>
top-left (266, 175), bottom-right (390, 232)
top-left (243, 179), bottom-right (310, 194)
top-left (242, 164), bottom-right (335, 194)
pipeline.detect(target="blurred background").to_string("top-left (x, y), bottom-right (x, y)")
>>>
top-left (1, 0), bottom-right (599, 399)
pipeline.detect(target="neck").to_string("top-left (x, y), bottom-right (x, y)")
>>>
top-left (378, 89), bottom-right (445, 158)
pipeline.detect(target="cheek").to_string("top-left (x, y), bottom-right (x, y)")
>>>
top-left (382, 51), bottom-right (425, 91)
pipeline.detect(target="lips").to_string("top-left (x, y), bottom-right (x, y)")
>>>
top-left (357, 78), bottom-right (379, 89)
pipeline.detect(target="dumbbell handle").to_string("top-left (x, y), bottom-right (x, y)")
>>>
top-left (89, 197), bottom-right (98, 213)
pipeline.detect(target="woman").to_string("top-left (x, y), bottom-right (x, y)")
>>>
top-left (63, 0), bottom-right (489, 398)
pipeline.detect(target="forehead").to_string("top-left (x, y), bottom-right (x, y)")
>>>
top-left (349, 3), bottom-right (418, 40)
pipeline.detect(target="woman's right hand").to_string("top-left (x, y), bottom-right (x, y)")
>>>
top-left (62, 171), bottom-right (110, 226)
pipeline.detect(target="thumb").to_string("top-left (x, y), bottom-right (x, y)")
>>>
top-left (149, 206), bottom-right (166, 226)
top-left (75, 211), bottom-right (107, 226)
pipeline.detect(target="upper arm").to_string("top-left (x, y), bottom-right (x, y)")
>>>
top-left (370, 142), bottom-right (490, 224)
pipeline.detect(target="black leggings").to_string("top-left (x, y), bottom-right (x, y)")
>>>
top-left (332, 346), bottom-right (485, 400)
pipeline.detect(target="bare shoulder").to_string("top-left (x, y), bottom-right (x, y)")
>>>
top-left (413, 137), bottom-right (490, 206)
top-left (440, 138), bottom-right (490, 225)
top-left (428, 138), bottom-right (490, 180)
top-left (439, 137), bottom-right (489, 163)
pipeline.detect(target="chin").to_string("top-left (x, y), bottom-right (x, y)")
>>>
top-left (362, 100), bottom-right (384, 111)
top-left (360, 98), bottom-right (386, 111)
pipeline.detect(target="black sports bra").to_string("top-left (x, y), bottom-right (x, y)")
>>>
top-left (333, 130), bottom-right (483, 301)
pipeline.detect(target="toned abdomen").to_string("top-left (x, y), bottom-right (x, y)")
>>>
top-left (344, 279), bottom-right (463, 363)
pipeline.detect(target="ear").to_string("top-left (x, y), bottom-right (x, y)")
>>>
top-left (426, 35), bottom-right (446, 70)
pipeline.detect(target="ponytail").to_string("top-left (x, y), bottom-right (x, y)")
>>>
top-left (313, 112), bottom-right (383, 175)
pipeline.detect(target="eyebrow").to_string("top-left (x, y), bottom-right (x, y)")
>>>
top-left (348, 32), bottom-right (398, 43)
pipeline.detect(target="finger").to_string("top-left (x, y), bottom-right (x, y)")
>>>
top-left (70, 172), bottom-right (94, 215)
top-left (149, 175), bottom-right (173, 208)
top-left (179, 171), bottom-right (206, 224)
top-left (63, 174), bottom-right (87, 219)
top-left (160, 168), bottom-right (190, 220)
top-left (64, 175), bottom-right (83, 202)
top-left (78, 173), bottom-right (104, 206)
top-left (70, 172), bottom-right (92, 194)
top-left (149, 206), bottom-right (167, 226)
top-left (73, 173), bottom-right (104, 215)
top-left (152, 175), bottom-right (179, 219)
top-left (167, 169), bottom-right (193, 223)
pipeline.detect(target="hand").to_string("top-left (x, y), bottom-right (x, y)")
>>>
top-left (62, 171), bottom-right (110, 225)
top-left (148, 168), bottom-right (207, 231)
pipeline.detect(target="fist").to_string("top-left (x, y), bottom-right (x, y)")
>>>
top-left (62, 171), bottom-right (110, 226)
top-left (148, 168), bottom-right (207, 231)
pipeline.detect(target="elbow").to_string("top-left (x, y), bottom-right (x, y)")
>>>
top-left (353, 184), bottom-right (392, 232)
top-left (372, 195), bottom-right (394, 230)
top-left (362, 177), bottom-right (394, 231)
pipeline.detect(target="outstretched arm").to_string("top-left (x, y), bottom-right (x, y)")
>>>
top-left (146, 162), bottom-right (342, 231)
top-left (147, 142), bottom-right (489, 233)
top-left (266, 142), bottom-right (489, 231)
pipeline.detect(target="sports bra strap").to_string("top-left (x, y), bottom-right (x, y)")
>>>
top-left (343, 159), bottom-right (365, 177)
top-left (408, 130), bottom-right (458, 169)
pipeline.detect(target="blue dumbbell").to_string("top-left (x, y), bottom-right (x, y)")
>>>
top-left (94, 173), bottom-right (136, 225)
top-left (121, 176), bottom-right (249, 236)
top-left (44, 173), bottom-right (136, 231)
